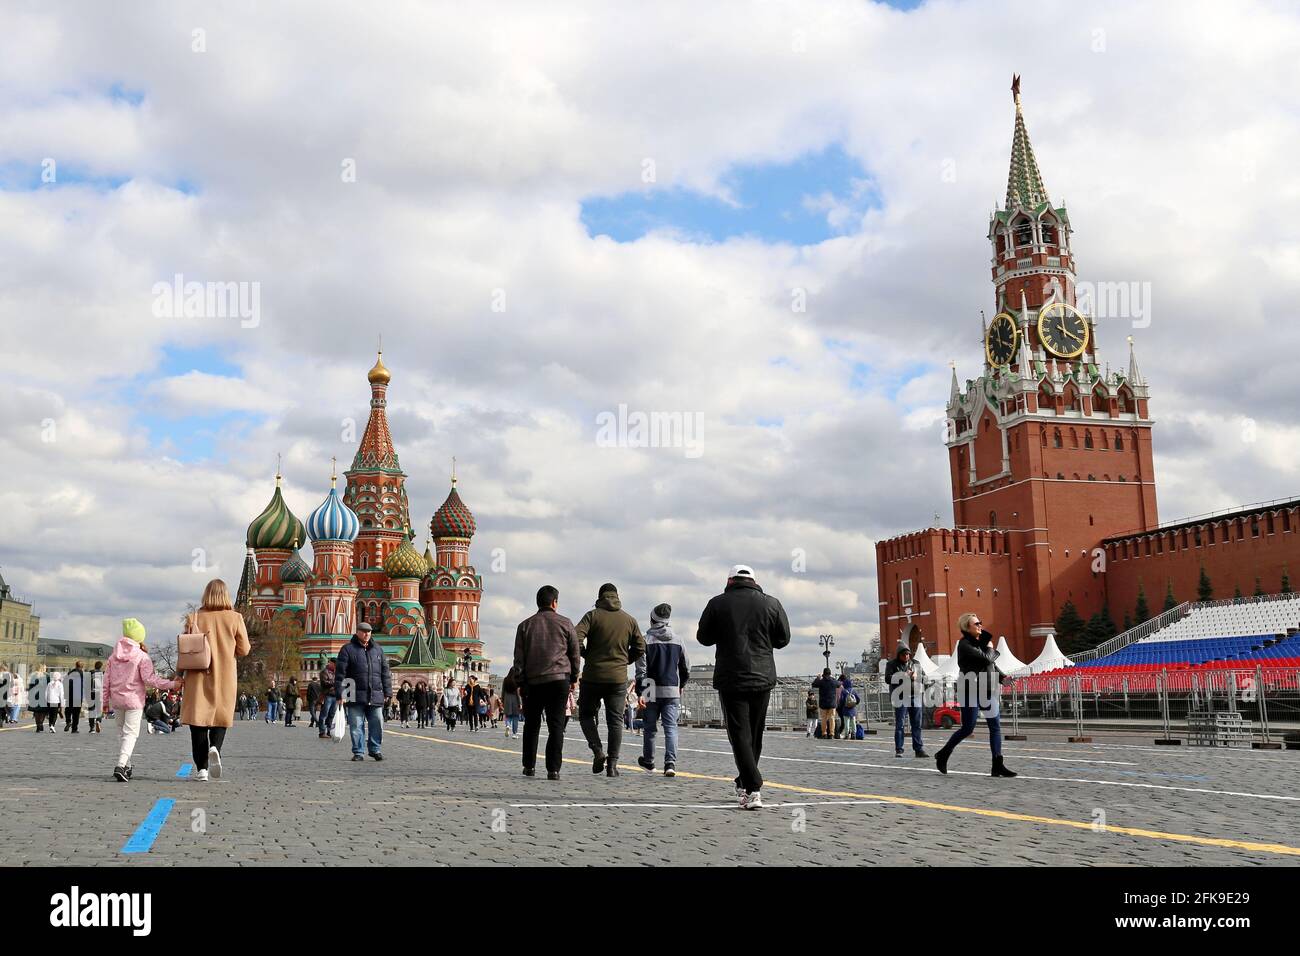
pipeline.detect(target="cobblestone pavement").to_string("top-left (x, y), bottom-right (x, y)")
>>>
top-left (2, 718), bottom-right (1298, 866)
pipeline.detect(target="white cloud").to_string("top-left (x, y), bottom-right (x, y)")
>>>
top-left (0, 1), bottom-right (1297, 674)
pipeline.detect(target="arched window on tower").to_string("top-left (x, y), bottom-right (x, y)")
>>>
top-left (996, 230), bottom-right (1007, 257)
top-left (1115, 432), bottom-right (1124, 450)
top-left (1084, 431), bottom-right (1094, 449)
top-left (989, 511), bottom-right (997, 528)
top-left (1013, 216), bottom-right (1033, 248)
top-left (1053, 429), bottom-right (1062, 448)
top-left (1040, 216), bottom-right (1058, 246)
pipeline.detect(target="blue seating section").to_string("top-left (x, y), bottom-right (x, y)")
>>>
top-left (1076, 633), bottom-right (1300, 668)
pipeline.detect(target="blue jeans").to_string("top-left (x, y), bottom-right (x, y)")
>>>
top-left (319, 697), bottom-right (337, 734)
top-left (894, 706), bottom-right (923, 753)
top-left (943, 706), bottom-right (1002, 757)
top-left (506, 714), bottom-right (520, 734)
top-left (267, 701), bottom-right (279, 722)
top-left (642, 699), bottom-right (680, 767)
top-left (346, 703), bottom-right (383, 756)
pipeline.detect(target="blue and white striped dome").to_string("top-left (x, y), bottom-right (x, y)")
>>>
top-left (308, 484), bottom-right (360, 542)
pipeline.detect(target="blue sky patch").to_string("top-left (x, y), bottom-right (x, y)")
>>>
top-left (127, 345), bottom-right (258, 462)
top-left (581, 143), bottom-right (879, 245)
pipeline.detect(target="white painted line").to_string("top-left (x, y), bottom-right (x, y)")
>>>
top-left (667, 746), bottom-right (1300, 803)
top-left (813, 746), bottom-right (1139, 766)
top-left (509, 799), bottom-right (892, 810)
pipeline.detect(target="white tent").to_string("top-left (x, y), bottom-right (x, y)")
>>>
top-left (932, 653), bottom-right (960, 680)
top-left (912, 643), bottom-right (940, 676)
top-left (994, 636), bottom-right (1030, 676)
top-left (1028, 633), bottom-right (1075, 674)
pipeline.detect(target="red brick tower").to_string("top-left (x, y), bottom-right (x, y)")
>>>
top-left (343, 350), bottom-right (412, 633)
top-left (424, 465), bottom-right (486, 680)
top-left (877, 78), bottom-right (1159, 660)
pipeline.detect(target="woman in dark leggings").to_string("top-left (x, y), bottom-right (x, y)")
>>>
top-left (934, 613), bottom-right (1017, 778)
top-left (180, 579), bottom-right (251, 781)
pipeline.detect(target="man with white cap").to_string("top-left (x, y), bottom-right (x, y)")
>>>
top-left (697, 565), bottom-right (791, 809)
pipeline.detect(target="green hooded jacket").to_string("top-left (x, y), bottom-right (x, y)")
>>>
top-left (576, 587), bottom-right (645, 684)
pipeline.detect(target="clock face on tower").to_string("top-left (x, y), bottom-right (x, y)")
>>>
top-left (984, 312), bottom-right (1018, 366)
top-left (1036, 302), bottom-right (1090, 358)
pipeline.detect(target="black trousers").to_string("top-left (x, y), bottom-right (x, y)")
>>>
top-left (64, 706), bottom-right (81, 731)
top-left (190, 726), bottom-right (228, 770)
top-left (521, 680), bottom-right (569, 774)
top-left (720, 688), bottom-right (771, 793)
top-left (578, 681), bottom-right (626, 759)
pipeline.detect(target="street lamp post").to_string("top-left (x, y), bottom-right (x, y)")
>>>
top-left (819, 634), bottom-right (835, 670)
top-left (836, 659), bottom-right (850, 676)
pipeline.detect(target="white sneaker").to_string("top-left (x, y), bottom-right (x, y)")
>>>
top-left (146, 724), bottom-right (154, 734)
top-left (208, 747), bottom-right (222, 780)
top-left (195, 769), bottom-right (209, 782)
top-left (735, 784), bottom-right (746, 800)
top-left (742, 791), bottom-right (764, 810)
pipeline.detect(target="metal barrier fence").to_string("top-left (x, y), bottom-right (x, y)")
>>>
top-left (680, 669), bottom-right (1300, 748)
top-left (681, 677), bottom-right (891, 731)
top-left (1008, 667), bottom-right (1300, 747)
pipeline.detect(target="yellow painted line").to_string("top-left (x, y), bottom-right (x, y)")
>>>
top-left (390, 730), bottom-right (1300, 858)
top-left (0, 723), bottom-right (35, 733)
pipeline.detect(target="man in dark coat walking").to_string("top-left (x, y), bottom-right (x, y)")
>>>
top-left (334, 622), bottom-right (392, 762)
top-left (576, 583), bottom-right (645, 777)
top-left (697, 565), bottom-right (791, 809)
top-left (512, 585), bottom-right (581, 779)
top-left (306, 676), bottom-right (321, 728)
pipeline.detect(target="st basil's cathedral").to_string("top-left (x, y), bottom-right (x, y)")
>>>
top-left (235, 352), bottom-right (487, 686)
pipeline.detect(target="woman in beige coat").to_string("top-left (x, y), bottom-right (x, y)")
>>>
top-left (182, 579), bottom-right (251, 781)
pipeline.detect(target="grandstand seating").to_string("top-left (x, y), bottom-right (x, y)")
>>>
top-left (1032, 595), bottom-right (1300, 680)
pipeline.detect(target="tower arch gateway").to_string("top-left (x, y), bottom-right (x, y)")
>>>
top-left (876, 76), bottom-right (1159, 662)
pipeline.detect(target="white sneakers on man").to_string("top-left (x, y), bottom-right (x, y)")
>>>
top-left (741, 791), bottom-right (763, 810)
top-left (195, 769), bottom-right (209, 782)
top-left (208, 746), bottom-right (222, 780)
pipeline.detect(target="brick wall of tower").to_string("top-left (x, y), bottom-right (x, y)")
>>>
top-left (1104, 504), bottom-right (1300, 627)
top-left (876, 529), bottom-right (1022, 659)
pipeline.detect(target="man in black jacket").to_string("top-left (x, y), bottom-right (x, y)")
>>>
top-left (697, 565), bottom-right (791, 810)
top-left (512, 584), bottom-right (581, 779)
top-left (334, 623), bottom-right (393, 762)
top-left (933, 613), bottom-right (1016, 778)
top-left (306, 677), bottom-right (321, 728)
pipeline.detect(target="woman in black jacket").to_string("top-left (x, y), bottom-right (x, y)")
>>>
top-left (933, 613), bottom-right (1016, 778)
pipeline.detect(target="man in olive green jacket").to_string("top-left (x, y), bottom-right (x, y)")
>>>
top-left (576, 583), bottom-right (645, 776)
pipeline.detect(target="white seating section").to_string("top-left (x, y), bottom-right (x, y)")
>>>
top-left (1142, 595), bottom-right (1300, 642)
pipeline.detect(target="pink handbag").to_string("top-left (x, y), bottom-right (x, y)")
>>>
top-left (177, 614), bottom-right (212, 673)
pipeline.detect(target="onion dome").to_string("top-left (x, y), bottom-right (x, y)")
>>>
top-left (430, 483), bottom-right (476, 539)
top-left (422, 538), bottom-right (436, 571)
top-left (246, 475), bottom-right (305, 550)
top-left (280, 543), bottom-right (311, 584)
top-left (384, 532), bottom-right (428, 580)
top-left (308, 467), bottom-right (360, 542)
top-left (367, 349), bottom-right (391, 386)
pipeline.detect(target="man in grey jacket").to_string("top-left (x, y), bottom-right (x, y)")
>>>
top-left (512, 585), bottom-right (581, 780)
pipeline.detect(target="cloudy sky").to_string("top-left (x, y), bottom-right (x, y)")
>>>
top-left (1, 0), bottom-right (1298, 675)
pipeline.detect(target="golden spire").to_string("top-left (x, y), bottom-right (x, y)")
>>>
top-left (275, 452), bottom-right (282, 485)
top-left (330, 456), bottom-right (338, 487)
top-left (367, 338), bottom-right (391, 385)
top-left (451, 455), bottom-right (457, 487)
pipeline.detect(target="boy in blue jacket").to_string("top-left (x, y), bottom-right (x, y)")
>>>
top-left (635, 604), bottom-right (690, 776)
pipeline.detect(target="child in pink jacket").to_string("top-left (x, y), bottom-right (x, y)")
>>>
top-left (103, 618), bottom-right (181, 782)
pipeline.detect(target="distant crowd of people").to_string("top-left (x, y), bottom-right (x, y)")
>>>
top-left (0, 565), bottom-right (1017, 805)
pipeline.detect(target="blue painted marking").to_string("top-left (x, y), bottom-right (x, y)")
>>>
top-left (177, 763), bottom-right (192, 778)
top-left (121, 798), bottom-right (175, 854)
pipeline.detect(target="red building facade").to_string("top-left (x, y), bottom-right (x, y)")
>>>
top-left (875, 80), bottom-right (1296, 660)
